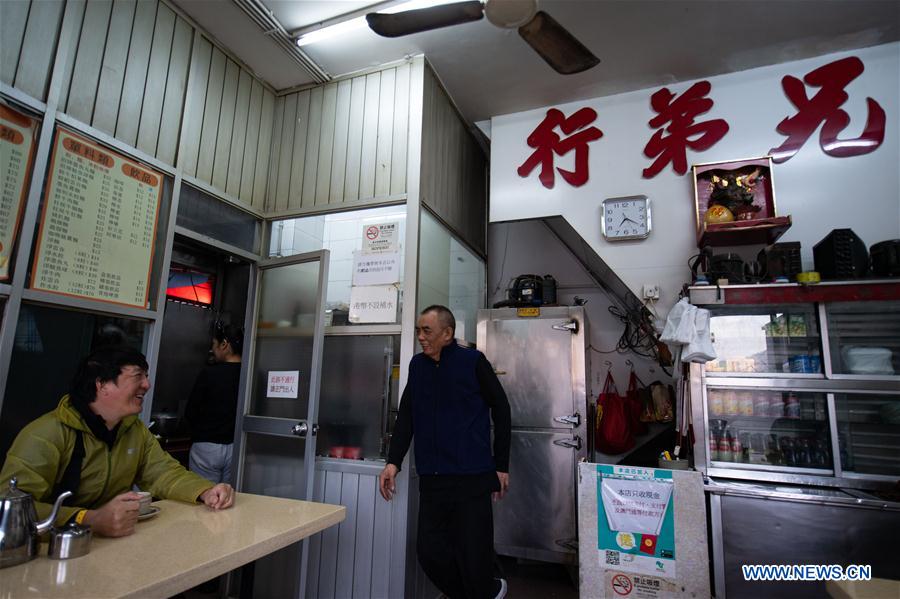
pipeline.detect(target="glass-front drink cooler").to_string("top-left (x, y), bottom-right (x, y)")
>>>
top-left (689, 281), bottom-right (900, 489)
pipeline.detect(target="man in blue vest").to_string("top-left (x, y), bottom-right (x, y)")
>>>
top-left (379, 305), bottom-right (511, 599)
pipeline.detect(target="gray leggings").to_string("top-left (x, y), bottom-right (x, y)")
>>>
top-left (189, 442), bottom-right (233, 484)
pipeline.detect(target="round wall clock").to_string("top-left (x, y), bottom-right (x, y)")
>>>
top-left (601, 195), bottom-right (652, 241)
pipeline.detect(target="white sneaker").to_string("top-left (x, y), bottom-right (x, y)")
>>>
top-left (494, 578), bottom-right (508, 599)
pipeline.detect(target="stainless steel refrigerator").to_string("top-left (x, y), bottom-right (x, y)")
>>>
top-left (477, 306), bottom-right (589, 565)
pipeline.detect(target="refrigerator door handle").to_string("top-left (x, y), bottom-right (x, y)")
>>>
top-left (551, 320), bottom-right (579, 334)
top-left (553, 413), bottom-right (581, 427)
top-left (553, 436), bottom-right (582, 450)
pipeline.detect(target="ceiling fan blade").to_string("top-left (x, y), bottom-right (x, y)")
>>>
top-left (518, 11), bottom-right (600, 75)
top-left (366, 1), bottom-right (484, 38)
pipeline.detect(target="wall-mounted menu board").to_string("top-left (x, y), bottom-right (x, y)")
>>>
top-left (31, 129), bottom-right (162, 308)
top-left (0, 104), bottom-right (38, 281)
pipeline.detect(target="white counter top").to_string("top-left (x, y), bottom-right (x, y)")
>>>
top-left (0, 492), bottom-right (345, 599)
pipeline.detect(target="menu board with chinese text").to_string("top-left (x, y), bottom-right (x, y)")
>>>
top-left (0, 104), bottom-right (38, 281)
top-left (31, 129), bottom-right (162, 308)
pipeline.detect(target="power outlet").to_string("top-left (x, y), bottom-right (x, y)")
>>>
top-left (642, 284), bottom-right (660, 300)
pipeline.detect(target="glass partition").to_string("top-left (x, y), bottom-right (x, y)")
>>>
top-left (417, 210), bottom-right (485, 345)
top-left (705, 305), bottom-right (822, 375)
top-left (0, 303), bottom-right (148, 458)
top-left (825, 301), bottom-right (899, 376)
top-left (270, 205), bottom-right (406, 324)
top-left (835, 392), bottom-right (900, 477)
top-left (316, 335), bottom-right (397, 460)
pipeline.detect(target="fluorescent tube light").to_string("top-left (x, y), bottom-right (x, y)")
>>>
top-left (295, 0), bottom-right (467, 47)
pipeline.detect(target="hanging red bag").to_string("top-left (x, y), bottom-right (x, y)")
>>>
top-left (626, 371), bottom-right (648, 435)
top-left (595, 372), bottom-right (635, 455)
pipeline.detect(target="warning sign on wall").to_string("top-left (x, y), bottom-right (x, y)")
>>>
top-left (361, 221), bottom-right (400, 252)
top-left (604, 571), bottom-right (677, 598)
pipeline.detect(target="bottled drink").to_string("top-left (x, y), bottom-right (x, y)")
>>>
top-left (709, 391), bottom-right (723, 416)
top-left (780, 436), bottom-right (796, 466)
top-left (795, 438), bottom-right (811, 467)
top-left (719, 430), bottom-right (734, 462)
top-left (709, 433), bottom-right (720, 461)
top-left (740, 391), bottom-right (755, 416)
top-left (730, 431), bottom-right (743, 462)
top-left (766, 434), bottom-right (783, 465)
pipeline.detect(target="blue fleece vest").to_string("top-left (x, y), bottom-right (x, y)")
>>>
top-left (409, 342), bottom-right (495, 475)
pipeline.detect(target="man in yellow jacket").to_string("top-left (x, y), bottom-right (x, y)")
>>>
top-left (0, 346), bottom-right (234, 537)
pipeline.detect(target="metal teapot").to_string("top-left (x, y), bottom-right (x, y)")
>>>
top-left (0, 478), bottom-right (72, 568)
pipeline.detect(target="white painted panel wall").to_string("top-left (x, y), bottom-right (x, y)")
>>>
top-left (490, 43), bottom-right (900, 316)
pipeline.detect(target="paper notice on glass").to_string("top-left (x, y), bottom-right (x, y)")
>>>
top-left (349, 285), bottom-right (397, 323)
top-left (31, 128), bottom-right (162, 308)
top-left (352, 250), bottom-right (400, 286)
top-left (600, 477), bottom-right (673, 536)
top-left (0, 105), bottom-right (38, 281)
top-left (266, 371), bottom-right (299, 398)
top-left (361, 221), bottom-right (400, 252)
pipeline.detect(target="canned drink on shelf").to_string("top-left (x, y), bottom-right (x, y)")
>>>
top-left (709, 390), bottom-right (724, 416)
top-left (754, 392), bottom-right (769, 417)
top-left (739, 391), bottom-right (755, 416)
top-left (785, 393), bottom-right (801, 419)
top-left (768, 394), bottom-right (785, 418)
top-left (723, 391), bottom-right (739, 416)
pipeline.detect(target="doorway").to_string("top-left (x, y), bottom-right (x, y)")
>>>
top-left (151, 237), bottom-right (250, 466)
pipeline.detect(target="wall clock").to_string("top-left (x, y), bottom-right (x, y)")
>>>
top-left (601, 195), bottom-right (652, 241)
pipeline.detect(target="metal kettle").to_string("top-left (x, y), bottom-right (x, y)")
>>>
top-left (0, 478), bottom-right (72, 568)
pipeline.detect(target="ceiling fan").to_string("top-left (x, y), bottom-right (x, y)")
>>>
top-left (366, 0), bottom-right (600, 75)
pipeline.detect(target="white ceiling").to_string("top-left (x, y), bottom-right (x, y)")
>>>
top-left (172, 0), bottom-right (900, 125)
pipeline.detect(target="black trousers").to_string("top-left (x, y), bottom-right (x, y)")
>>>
top-left (417, 491), bottom-right (496, 599)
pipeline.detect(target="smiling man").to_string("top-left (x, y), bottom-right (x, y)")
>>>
top-left (0, 345), bottom-right (234, 537)
top-left (379, 305), bottom-right (512, 599)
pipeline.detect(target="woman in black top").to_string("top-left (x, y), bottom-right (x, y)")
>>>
top-left (185, 323), bottom-right (243, 484)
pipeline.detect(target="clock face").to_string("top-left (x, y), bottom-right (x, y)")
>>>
top-left (602, 196), bottom-right (651, 241)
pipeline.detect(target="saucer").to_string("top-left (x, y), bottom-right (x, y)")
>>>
top-left (137, 506), bottom-right (160, 521)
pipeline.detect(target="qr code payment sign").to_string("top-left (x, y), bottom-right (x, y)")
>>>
top-left (605, 550), bottom-right (620, 566)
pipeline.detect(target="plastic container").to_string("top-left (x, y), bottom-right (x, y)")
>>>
top-left (841, 347), bottom-right (894, 375)
top-left (658, 458), bottom-right (690, 470)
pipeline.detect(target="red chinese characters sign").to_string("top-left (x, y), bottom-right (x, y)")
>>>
top-left (769, 56), bottom-right (886, 163)
top-left (517, 107), bottom-right (603, 189)
top-left (642, 81), bottom-right (729, 178)
top-left (515, 56), bottom-right (886, 186)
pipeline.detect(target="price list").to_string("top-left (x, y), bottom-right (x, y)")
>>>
top-left (0, 104), bottom-right (37, 281)
top-left (31, 129), bottom-right (161, 308)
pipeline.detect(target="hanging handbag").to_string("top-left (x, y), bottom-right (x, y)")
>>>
top-left (626, 371), bottom-right (648, 435)
top-left (595, 372), bottom-right (635, 454)
top-left (650, 381), bottom-right (675, 423)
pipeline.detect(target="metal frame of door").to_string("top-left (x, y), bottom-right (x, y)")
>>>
top-left (230, 248), bottom-right (330, 597)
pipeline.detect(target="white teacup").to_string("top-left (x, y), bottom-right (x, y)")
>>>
top-left (135, 491), bottom-right (152, 515)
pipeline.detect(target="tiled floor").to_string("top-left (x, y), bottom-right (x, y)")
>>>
top-left (498, 556), bottom-right (579, 599)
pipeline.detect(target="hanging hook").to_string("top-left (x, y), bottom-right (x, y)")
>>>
top-left (625, 359), bottom-right (634, 370)
top-left (604, 360), bottom-right (612, 369)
